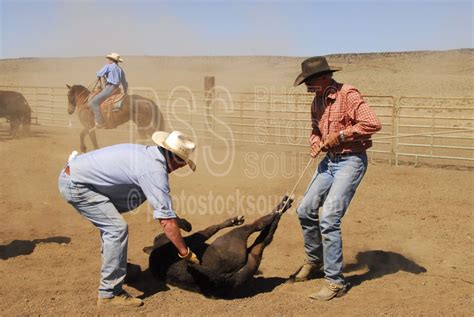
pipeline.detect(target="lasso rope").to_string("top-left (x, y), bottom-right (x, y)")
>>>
top-left (276, 127), bottom-right (474, 213)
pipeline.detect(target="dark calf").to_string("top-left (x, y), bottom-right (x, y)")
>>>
top-left (0, 91), bottom-right (31, 138)
top-left (144, 195), bottom-right (293, 297)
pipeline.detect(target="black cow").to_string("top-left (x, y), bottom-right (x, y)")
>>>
top-left (0, 91), bottom-right (31, 137)
top-left (143, 195), bottom-right (293, 298)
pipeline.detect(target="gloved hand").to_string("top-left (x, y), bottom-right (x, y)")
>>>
top-left (322, 132), bottom-right (340, 150)
top-left (178, 247), bottom-right (200, 264)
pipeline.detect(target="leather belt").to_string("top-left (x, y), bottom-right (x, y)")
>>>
top-left (65, 165), bottom-right (71, 175)
top-left (327, 151), bottom-right (359, 160)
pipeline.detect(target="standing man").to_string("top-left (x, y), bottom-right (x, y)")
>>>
top-left (58, 131), bottom-right (199, 307)
top-left (291, 56), bottom-right (381, 300)
top-left (90, 52), bottom-right (128, 128)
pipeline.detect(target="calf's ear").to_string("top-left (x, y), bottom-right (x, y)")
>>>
top-left (176, 217), bottom-right (192, 232)
top-left (143, 246), bottom-right (154, 254)
top-left (66, 84), bottom-right (71, 89)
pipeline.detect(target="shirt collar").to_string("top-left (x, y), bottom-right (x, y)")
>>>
top-left (325, 79), bottom-right (340, 101)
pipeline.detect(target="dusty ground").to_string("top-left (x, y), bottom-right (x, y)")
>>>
top-left (0, 125), bottom-right (472, 316)
top-left (0, 51), bottom-right (473, 315)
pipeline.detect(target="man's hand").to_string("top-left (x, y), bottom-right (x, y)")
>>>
top-left (310, 141), bottom-right (324, 158)
top-left (309, 134), bottom-right (319, 145)
top-left (178, 247), bottom-right (200, 264)
top-left (159, 218), bottom-right (188, 259)
top-left (322, 132), bottom-right (340, 150)
top-left (310, 134), bottom-right (323, 158)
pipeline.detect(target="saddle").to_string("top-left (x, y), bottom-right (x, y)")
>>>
top-left (89, 87), bottom-right (127, 128)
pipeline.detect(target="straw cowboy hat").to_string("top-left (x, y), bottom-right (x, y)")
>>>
top-left (152, 131), bottom-right (196, 171)
top-left (293, 56), bottom-right (341, 86)
top-left (106, 52), bottom-right (124, 63)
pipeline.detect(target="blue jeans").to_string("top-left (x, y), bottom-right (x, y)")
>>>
top-left (296, 152), bottom-right (368, 285)
top-left (89, 85), bottom-right (116, 124)
top-left (58, 169), bottom-right (128, 298)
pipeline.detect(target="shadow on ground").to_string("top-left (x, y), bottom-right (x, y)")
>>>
top-left (228, 275), bottom-right (288, 299)
top-left (344, 250), bottom-right (427, 287)
top-left (125, 263), bottom-right (287, 299)
top-left (0, 236), bottom-right (71, 260)
top-left (125, 264), bottom-right (170, 299)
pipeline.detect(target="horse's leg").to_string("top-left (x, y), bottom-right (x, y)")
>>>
top-left (79, 128), bottom-right (88, 153)
top-left (89, 130), bottom-right (99, 149)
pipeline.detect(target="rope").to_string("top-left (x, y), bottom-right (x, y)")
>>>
top-left (276, 128), bottom-right (474, 214)
top-left (367, 128), bottom-right (474, 142)
top-left (276, 149), bottom-right (321, 214)
top-left (69, 78), bottom-right (100, 106)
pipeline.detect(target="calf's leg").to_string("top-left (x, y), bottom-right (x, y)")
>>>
top-left (187, 213), bottom-right (283, 295)
top-left (232, 213), bottom-right (282, 287)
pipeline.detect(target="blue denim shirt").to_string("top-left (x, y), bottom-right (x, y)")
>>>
top-left (68, 144), bottom-right (175, 219)
top-left (96, 63), bottom-right (128, 93)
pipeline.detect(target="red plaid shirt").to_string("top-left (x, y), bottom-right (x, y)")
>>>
top-left (311, 80), bottom-right (381, 153)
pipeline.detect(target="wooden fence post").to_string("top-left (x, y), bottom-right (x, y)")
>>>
top-left (204, 76), bottom-right (215, 138)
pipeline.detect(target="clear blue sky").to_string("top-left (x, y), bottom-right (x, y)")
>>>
top-left (0, 0), bottom-right (472, 58)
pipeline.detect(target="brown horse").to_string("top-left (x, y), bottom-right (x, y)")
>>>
top-left (66, 84), bottom-right (165, 153)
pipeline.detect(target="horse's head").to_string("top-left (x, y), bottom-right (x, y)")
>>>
top-left (66, 84), bottom-right (89, 115)
top-left (66, 84), bottom-right (77, 114)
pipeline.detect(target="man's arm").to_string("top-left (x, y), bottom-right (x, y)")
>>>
top-left (137, 171), bottom-right (199, 263)
top-left (342, 90), bottom-right (382, 140)
top-left (96, 64), bottom-right (109, 78)
top-left (159, 218), bottom-right (188, 255)
top-left (310, 98), bottom-right (324, 157)
top-left (121, 71), bottom-right (128, 94)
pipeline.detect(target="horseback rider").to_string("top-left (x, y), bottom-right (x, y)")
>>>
top-left (90, 52), bottom-right (128, 128)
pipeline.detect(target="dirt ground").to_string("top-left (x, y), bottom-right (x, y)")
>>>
top-left (1, 50), bottom-right (473, 315)
top-left (0, 125), bottom-right (472, 316)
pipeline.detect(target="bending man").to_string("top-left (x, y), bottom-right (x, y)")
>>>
top-left (58, 131), bottom-right (198, 307)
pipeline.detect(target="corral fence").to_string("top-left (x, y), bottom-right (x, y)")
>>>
top-left (1, 79), bottom-right (472, 168)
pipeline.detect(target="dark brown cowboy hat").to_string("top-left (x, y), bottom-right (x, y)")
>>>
top-left (293, 56), bottom-right (342, 86)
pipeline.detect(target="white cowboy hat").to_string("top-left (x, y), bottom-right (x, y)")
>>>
top-left (106, 52), bottom-right (124, 63)
top-left (152, 131), bottom-right (196, 171)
